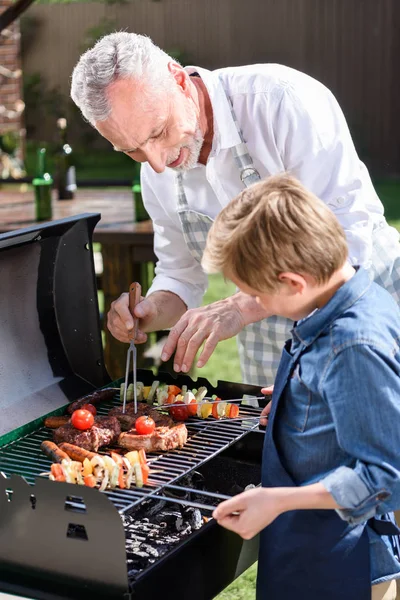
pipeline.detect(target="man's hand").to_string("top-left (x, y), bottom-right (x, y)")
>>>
top-left (107, 290), bottom-right (187, 344)
top-left (161, 297), bottom-right (246, 373)
top-left (107, 293), bottom-right (153, 344)
top-left (212, 487), bottom-right (283, 540)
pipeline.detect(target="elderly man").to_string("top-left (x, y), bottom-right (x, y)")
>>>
top-left (71, 32), bottom-right (400, 386)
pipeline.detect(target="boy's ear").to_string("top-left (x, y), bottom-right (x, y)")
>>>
top-left (278, 272), bottom-right (307, 294)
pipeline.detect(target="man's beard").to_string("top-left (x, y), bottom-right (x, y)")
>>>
top-left (167, 125), bottom-right (204, 172)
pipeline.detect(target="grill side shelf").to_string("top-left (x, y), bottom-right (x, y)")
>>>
top-left (0, 475), bottom-right (129, 599)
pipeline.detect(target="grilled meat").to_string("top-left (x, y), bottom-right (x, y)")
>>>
top-left (110, 403), bottom-right (173, 429)
top-left (118, 423), bottom-right (188, 452)
top-left (53, 416), bottom-right (121, 452)
top-left (67, 388), bottom-right (117, 414)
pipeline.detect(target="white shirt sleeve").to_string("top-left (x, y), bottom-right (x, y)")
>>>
top-left (141, 165), bottom-right (208, 309)
top-left (270, 84), bottom-right (383, 268)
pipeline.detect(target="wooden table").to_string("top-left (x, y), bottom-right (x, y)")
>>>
top-left (0, 187), bottom-right (156, 379)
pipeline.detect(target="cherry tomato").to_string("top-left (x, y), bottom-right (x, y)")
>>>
top-left (71, 409), bottom-right (95, 431)
top-left (135, 416), bottom-right (156, 435)
top-left (169, 402), bottom-right (188, 421)
top-left (82, 403), bottom-right (97, 416)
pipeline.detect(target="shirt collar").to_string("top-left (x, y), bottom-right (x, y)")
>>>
top-left (185, 66), bottom-right (242, 152)
top-left (292, 267), bottom-right (372, 347)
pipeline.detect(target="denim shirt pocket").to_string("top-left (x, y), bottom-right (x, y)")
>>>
top-left (281, 363), bottom-right (312, 432)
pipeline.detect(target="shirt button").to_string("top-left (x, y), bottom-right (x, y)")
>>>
top-left (337, 197), bottom-right (345, 205)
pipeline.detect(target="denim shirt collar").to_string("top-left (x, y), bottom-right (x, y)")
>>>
top-left (292, 267), bottom-right (372, 348)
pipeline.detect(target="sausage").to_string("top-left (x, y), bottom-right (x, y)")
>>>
top-left (41, 441), bottom-right (70, 464)
top-left (44, 415), bottom-right (70, 429)
top-left (58, 443), bottom-right (97, 463)
top-left (67, 388), bottom-right (117, 414)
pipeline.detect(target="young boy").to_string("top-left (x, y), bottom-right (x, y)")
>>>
top-left (202, 174), bottom-right (400, 600)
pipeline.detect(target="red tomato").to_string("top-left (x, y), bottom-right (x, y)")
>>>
top-left (135, 416), bottom-right (156, 435)
top-left (71, 409), bottom-right (95, 431)
top-left (169, 402), bottom-right (188, 421)
top-left (229, 403), bottom-right (240, 418)
top-left (82, 403), bottom-right (97, 416)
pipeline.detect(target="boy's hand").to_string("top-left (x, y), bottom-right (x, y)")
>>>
top-left (213, 487), bottom-right (282, 540)
top-left (260, 386), bottom-right (274, 426)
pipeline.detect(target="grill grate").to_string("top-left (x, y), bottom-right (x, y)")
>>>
top-left (0, 393), bottom-right (263, 514)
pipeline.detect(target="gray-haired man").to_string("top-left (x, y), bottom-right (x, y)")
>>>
top-left (71, 32), bottom-right (400, 386)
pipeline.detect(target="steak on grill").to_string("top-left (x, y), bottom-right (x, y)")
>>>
top-left (109, 403), bottom-right (173, 428)
top-left (118, 423), bottom-right (188, 452)
top-left (53, 416), bottom-right (121, 452)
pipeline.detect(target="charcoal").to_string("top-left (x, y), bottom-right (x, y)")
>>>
top-left (124, 500), bottom-right (207, 583)
top-left (183, 507), bottom-right (203, 531)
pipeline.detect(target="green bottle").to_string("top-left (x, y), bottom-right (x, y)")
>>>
top-left (132, 183), bottom-right (149, 222)
top-left (33, 147), bottom-right (53, 221)
top-left (55, 118), bottom-right (76, 200)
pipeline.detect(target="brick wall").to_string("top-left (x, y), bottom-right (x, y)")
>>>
top-left (0, 0), bottom-right (24, 136)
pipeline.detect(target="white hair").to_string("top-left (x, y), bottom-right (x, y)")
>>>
top-left (70, 32), bottom-right (178, 124)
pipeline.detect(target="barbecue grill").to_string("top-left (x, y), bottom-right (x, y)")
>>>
top-left (0, 215), bottom-right (266, 600)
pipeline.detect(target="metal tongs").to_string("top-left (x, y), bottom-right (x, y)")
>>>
top-left (122, 282), bottom-right (141, 414)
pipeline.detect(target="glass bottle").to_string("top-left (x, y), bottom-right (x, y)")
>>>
top-left (33, 147), bottom-right (53, 221)
top-left (132, 183), bottom-right (149, 222)
top-left (55, 118), bottom-right (76, 200)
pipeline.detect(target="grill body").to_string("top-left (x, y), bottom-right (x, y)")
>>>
top-left (0, 217), bottom-right (266, 600)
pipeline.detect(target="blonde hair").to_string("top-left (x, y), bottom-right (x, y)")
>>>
top-left (202, 174), bottom-right (348, 292)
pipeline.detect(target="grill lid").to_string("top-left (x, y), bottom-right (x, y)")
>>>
top-left (0, 214), bottom-right (110, 438)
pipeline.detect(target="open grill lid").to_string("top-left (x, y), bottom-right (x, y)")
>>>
top-left (0, 214), bottom-right (111, 439)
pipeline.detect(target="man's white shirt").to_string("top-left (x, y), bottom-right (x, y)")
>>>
top-left (142, 63), bottom-right (385, 309)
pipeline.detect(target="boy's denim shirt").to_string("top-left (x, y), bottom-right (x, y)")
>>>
top-left (275, 267), bottom-right (400, 584)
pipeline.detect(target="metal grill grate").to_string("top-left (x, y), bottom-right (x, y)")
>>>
top-left (0, 394), bottom-right (263, 514)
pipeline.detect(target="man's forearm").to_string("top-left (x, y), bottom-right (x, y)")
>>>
top-left (144, 290), bottom-right (187, 332)
top-left (228, 291), bottom-right (272, 326)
